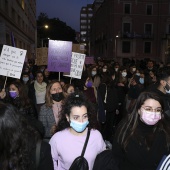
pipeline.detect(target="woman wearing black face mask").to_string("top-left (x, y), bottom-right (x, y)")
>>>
top-left (38, 80), bottom-right (64, 141)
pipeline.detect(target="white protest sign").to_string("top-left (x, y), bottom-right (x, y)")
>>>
top-left (64, 52), bottom-right (85, 79)
top-left (0, 45), bottom-right (27, 79)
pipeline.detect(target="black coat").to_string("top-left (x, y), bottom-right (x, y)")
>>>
top-left (30, 141), bottom-right (54, 170)
top-left (98, 83), bottom-right (119, 112)
top-left (112, 119), bottom-right (170, 170)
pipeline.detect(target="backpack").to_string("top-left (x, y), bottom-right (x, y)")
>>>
top-left (69, 129), bottom-right (90, 170)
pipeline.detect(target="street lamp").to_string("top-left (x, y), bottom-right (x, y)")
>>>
top-left (115, 35), bottom-right (119, 60)
top-left (34, 24), bottom-right (49, 58)
top-left (44, 25), bottom-right (49, 29)
top-left (41, 37), bottom-right (50, 47)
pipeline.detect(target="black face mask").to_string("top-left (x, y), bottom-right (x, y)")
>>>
top-left (52, 92), bottom-right (64, 102)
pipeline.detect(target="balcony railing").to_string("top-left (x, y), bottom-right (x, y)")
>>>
top-left (122, 32), bottom-right (154, 39)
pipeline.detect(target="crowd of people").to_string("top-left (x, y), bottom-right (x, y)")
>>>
top-left (0, 58), bottom-right (170, 170)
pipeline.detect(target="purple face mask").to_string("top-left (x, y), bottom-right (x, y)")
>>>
top-left (9, 91), bottom-right (18, 99)
top-left (86, 81), bottom-right (93, 88)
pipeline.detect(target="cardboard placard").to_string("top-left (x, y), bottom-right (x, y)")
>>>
top-left (36, 47), bottom-right (48, 66)
top-left (72, 44), bottom-right (85, 54)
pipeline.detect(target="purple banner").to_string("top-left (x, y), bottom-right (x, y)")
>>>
top-left (48, 40), bottom-right (72, 72)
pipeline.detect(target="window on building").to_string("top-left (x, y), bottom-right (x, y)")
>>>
top-left (12, 8), bottom-right (16, 22)
top-left (145, 24), bottom-right (152, 35)
top-left (22, 20), bottom-right (24, 29)
top-left (81, 37), bottom-right (86, 42)
top-left (18, 15), bottom-right (21, 25)
top-left (122, 41), bottom-right (131, 53)
top-left (81, 20), bottom-right (87, 23)
top-left (123, 23), bottom-right (131, 33)
top-left (81, 31), bottom-right (86, 35)
top-left (88, 14), bottom-right (93, 17)
top-left (81, 14), bottom-right (87, 17)
top-left (146, 4), bottom-right (152, 15)
top-left (81, 25), bottom-right (87, 29)
top-left (5, 0), bottom-right (8, 13)
top-left (6, 33), bottom-right (10, 44)
top-left (144, 42), bottom-right (151, 53)
top-left (124, 4), bottom-right (131, 14)
top-left (20, 41), bottom-right (22, 48)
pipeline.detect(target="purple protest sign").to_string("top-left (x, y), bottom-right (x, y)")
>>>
top-left (85, 57), bottom-right (94, 64)
top-left (48, 40), bottom-right (72, 72)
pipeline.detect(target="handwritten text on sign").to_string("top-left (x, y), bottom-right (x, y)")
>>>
top-left (64, 52), bottom-right (85, 79)
top-left (48, 40), bottom-right (72, 72)
top-left (0, 45), bottom-right (26, 79)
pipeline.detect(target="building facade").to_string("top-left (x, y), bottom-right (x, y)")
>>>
top-left (0, 0), bottom-right (36, 59)
top-left (80, 4), bottom-right (93, 55)
top-left (90, 0), bottom-right (170, 63)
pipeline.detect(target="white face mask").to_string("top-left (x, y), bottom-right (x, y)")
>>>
top-left (132, 68), bottom-right (136, 72)
top-left (103, 68), bottom-right (107, 72)
top-left (136, 73), bottom-right (140, 76)
top-left (166, 89), bottom-right (170, 94)
top-left (122, 72), bottom-right (127, 77)
top-left (91, 71), bottom-right (97, 76)
top-left (115, 68), bottom-right (118, 72)
top-left (165, 82), bottom-right (170, 94)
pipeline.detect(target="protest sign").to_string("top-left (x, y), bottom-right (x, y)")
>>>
top-left (36, 47), bottom-right (48, 65)
top-left (0, 45), bottom-right (26, 79)
top-left (85, 57), bottom-right (94, 64)
top-left (48, 40), bottom-right (72, 72)
top-left (72, 44), bottom-right (85, 54)
top-left (64, 52), bottom-right (85, 79)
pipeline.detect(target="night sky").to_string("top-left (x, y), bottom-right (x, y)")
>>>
top-left (36, 0), bottom-right (94, 32)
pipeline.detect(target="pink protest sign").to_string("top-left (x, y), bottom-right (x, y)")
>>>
top-left (85, 57), bottom-right (94, 64)
top-left (48, 40), bottom-right (72, 72)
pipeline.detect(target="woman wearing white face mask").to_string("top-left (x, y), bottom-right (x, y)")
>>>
top-left (49, 92), bottom-right (106, 170)
top-left (115, 67), bottom-right (129, 123)
top-left (89, 66), bottom-right (101, 88)
top-left (112, 92), bottom-right (170, 170)
top-left (21, 72), bottom-right (31, 95)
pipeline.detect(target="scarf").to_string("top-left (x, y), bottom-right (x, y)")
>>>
top-left (34, 80), bottom-right (47, 92)
top-left (52, 103), bottom-right (62, 125)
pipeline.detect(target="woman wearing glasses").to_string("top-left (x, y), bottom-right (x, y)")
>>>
top-left (112, 92), bottom-right (170, 170)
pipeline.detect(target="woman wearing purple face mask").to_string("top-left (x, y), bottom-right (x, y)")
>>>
top-left (112, 92), bottom-right (170, 170)
top-left (83, 77), bottom-right (97, 104)
top-left (7, 81), bottom-right (38, 119)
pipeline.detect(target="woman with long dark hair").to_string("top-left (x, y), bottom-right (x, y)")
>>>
top-left (49, 92), bottom-right (106, 170)
top-left (112, 92), bottom-right (170, 170)
top-left (8, 81), bottom-right (37, 119)
top-left (0, 102), bottom-right (53, 170)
